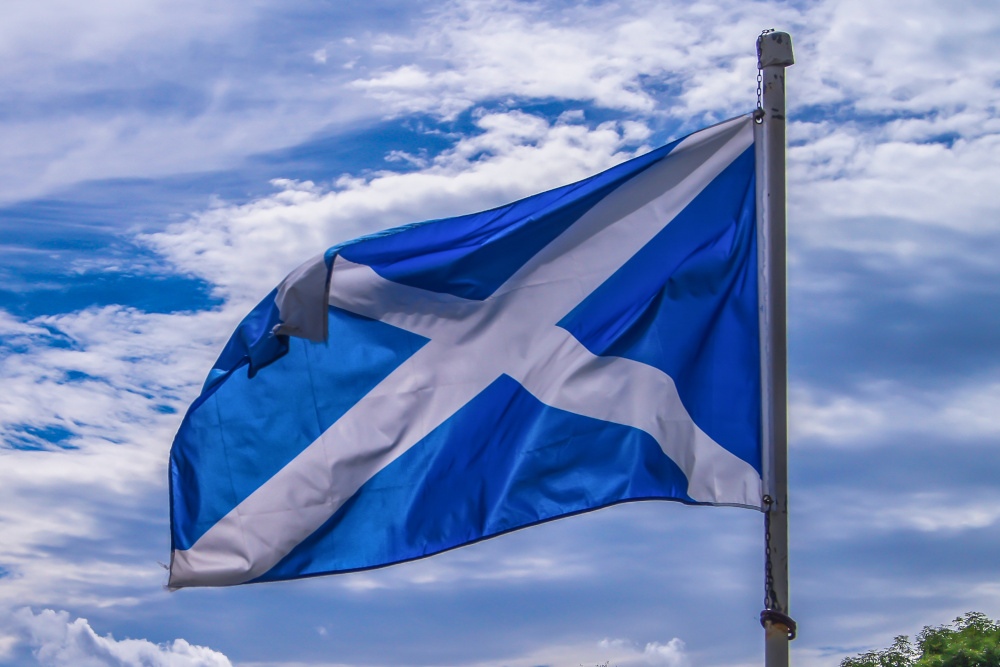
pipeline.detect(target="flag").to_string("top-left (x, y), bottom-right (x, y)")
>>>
top-left (168, 114), bottom-right (762, 588)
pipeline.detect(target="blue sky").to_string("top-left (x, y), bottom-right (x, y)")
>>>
top-left (1, 0), bottom-right (1000, 665)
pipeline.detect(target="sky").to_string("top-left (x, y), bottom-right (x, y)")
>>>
top-left (1, 0), bottom-right (999, 665)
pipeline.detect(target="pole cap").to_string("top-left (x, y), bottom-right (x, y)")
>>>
top-left (758, 31), bottom-right (795, 67)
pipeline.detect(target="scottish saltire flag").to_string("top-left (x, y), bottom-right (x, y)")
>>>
top-left (168, 115), bottom-right (762, 588)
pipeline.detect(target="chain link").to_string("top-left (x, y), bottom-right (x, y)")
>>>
top-left (763, 494), bottom-right (776, 611)
top-left (756, 69), bottom-right (763, 112)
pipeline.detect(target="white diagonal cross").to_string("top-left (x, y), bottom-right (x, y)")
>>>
top-left (170, 116), bottom-right (760, 587)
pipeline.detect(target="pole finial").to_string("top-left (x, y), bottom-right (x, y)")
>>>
top-left (757, 31), bottom-right (795, 68)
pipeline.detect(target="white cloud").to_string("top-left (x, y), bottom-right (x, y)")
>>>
top-left (599, 636), bottom-right (689, 667)
top-left (0, 305), bottom-right (231, 459)
top-left (0, 112), bottom-right (653, 607)
top-left (789, 384), bottom-right (892, 445)
top-left (0, 305), bottom-right (237, 606)
top-left (642, 639), bottom-right (689, 666)
top-left (335, 549), bottom-right (591, 593)
top-left (797, 0), bottom-right (1000, 115)
top-left (3, 0), bottom-right (997, 211)
top-left (790, 377), bottom-right (1000, 446)
top-left (344, 0), bottom-right (1000, 130)
top-left (876, 495), bottom-right (1000, 533)
top-left (145, 111), bottom-right (650, 303)
top-left (0, 311), bottom-right (52, 338)
top-left (0, 0), bottom-right (368, 203)
top-left (800, 489), bottom-right (1000, 543)
top-left (2, 607), bottom-right (232, 667)
top-left (780, 1), bottom-right (1000, 254)
top-left (0, 0), bottom-right (244, 68)
top-left (1, 97), bottom-right (362, 204)
top-left (235, 634), bottom-right (690, 667)
top-left (789, 125), bottom-right (1000, 241)
top-left (338, 0), bottom-right (1000, 256)
top-left (349, 0), bottom-right (804, 121)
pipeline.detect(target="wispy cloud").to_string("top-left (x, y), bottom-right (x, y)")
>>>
top-left (790, 378), bottom-right (1000, 446)
top-left (0, 1), bottom-right (384, 202)
top-left (0, 305), bottom-right (239, 606)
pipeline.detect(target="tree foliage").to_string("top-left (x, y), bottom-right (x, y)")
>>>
top-left (841, 612), bottom-right (1000, 667)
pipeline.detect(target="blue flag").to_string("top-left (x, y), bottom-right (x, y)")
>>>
top-left (169, 115), bottom-right (762, 588)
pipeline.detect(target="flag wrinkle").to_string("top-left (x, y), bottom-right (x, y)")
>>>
top-left (168, 115), bottom-right (763, 588)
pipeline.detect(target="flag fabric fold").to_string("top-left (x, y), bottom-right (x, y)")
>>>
top-left (168, 114), bottom-right (762, 588)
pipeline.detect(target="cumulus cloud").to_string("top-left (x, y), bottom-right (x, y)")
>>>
top-left (350, 0), bottom-right (804, 120)
top-left (797, 0), bottom-right (1000, 116)
top-left (5, 0), bottom-right (998, 209)
top-left (344, 0), bottom-right (1000, 255)
top-left (1, 607), bottom-right (232, 667)
top-left (789, 125), bottom-right (1000, 242)
top-left (347, 0), bottom-right (1000, 276)
top-left (346, 0), bottom-right (1000, 129)
top-left (599, 636), bottom-right (689, 666)
top-left (642, 639), bottom-right (689, 666)
top-left (145, 110), bottom-right (650, 303)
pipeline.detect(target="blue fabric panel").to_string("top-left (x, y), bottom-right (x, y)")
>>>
top-left (256, 374), bottom-right (694, 581)
top-left (202, 289), bottom-right (288, 393)
top-left (558, 146), bottom-right (760, 472)
top-left (337, 140), bottom-right (682, 301)
top-left (170, 306), bottom-right (428, 551)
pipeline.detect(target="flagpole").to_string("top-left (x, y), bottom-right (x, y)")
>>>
top-left (755, 30), bottom-right (795, 667)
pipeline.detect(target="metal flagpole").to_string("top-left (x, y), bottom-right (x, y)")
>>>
top-left (754, 29), bottom-right (795, 667)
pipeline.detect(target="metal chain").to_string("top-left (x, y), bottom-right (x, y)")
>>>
top-left (756, 28), bottom-right (775, 122)
top-left (763, 494), bottom-right (776, 610)
top-left (761, 493), bottom-right (798, 639)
